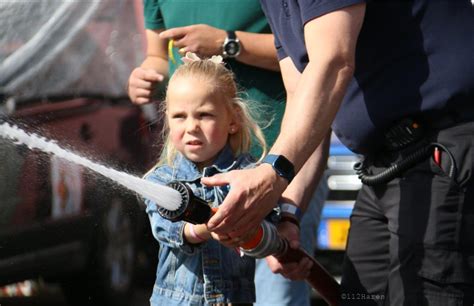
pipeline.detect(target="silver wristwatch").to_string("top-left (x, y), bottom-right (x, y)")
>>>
top-left (222, 31), bottom-right (241, 58)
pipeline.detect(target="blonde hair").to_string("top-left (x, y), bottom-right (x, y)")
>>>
top-left (157, 58), bottom-right (267, 167)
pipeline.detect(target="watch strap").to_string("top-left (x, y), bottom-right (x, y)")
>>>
top-left (262, 154), bottom-right (295, 183)
top-left (279, 203), bottom-right (303, 221)
top-left (226, 30), bottom-right (237, 40)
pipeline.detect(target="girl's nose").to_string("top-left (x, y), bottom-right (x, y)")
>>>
top-left (186, 118), bottom-right (200, 132)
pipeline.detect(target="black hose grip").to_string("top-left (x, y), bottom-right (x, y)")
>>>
top-left (160, 181), bottom-right (213, 224)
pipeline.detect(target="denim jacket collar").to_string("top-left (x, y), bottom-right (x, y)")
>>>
top-left (170, 143), bottom-right (242, 182)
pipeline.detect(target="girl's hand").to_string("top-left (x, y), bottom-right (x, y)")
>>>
top-left (184, 223), bottom-right (211, 244)
top-left (210, 232), bottom-right (240, 248)
top-left (210, 226), bottom-right (259, 249)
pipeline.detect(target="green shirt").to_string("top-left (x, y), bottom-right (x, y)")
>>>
top-left (144, 0), bottom-right (286, 156)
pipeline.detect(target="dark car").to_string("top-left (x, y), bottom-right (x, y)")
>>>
top-left (0, 1), bottom-right (160, 305)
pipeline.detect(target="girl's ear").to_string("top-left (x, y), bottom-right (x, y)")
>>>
top-left (229, 106), bottom-right (241, 134)
top-left (229, 123), bottom-right (239, 134)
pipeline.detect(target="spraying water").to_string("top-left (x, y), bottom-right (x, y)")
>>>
top-left (0, 122), bottom-right (182, 211)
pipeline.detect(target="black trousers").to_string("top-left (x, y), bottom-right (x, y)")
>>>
top-left (341, 122), bottom-right (474, 305)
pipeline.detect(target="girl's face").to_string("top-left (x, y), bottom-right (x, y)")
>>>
top-left (166, 76), bottom-right (238, 169)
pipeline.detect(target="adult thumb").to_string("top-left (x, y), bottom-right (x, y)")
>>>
top-left (282, 223), bottom-right (301, 250)
top-left (289, 237), bottom-right (301, 250)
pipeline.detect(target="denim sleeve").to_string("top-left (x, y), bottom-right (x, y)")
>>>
top-left (146, 204), bottom-right (198, 255)
top-left (143, 167), bottom-right (200, 255)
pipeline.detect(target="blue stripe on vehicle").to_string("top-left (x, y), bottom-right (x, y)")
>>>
top-left (321, 202), bottom-right (354, 219)
top-left (329, 145), bottom-right (353, 156)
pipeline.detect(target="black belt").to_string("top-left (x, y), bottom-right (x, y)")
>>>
top-left (383, 105), bottom-right (474, 152)
top-left (355, 109), bottom-right (470, 186)
top-left (421, 105), bottom-right (474, 130)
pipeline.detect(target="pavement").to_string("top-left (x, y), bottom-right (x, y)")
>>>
top-left (0, 282), bottom-right (150, 306)
top-left (0, 281), bottom-right (327, 306)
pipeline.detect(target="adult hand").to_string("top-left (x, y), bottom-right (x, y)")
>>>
top-left (211, 226), bottom-right (258, 249)
top-left (159, 24), bottom-right (226, 58)
top-left (265, 221), bottom-right (312, 280)
top-left (127, 67), bottom-right (164, 105)
top-left (201, 164), bottom-right (288, 238)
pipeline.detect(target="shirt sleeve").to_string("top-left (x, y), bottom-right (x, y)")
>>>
top-left (143, 0), bottom-right (165, 30)
top-left (298, 0), bottom-right (365, 25)
top-left (274, 33), bottom-right (288, 61)
top-left (260, 0), bottom-right (288, 61)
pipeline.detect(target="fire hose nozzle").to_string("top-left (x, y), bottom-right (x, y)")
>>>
top-left (158, 181), bottom-right (213, 224)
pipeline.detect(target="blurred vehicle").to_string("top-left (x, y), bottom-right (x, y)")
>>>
top-left (0, 1), bottom-right (161, 305)
top-left (315, 133), bottom-right (362, 277)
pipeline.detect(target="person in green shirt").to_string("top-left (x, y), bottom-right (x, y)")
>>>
top-left (129, 0), bottom-right (285, 153)
top-left (127, 1), bottom-right (329, 305)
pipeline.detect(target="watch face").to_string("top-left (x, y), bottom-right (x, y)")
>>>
top-left (224, 41), bottom-right (240, 57)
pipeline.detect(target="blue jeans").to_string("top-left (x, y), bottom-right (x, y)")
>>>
top-left (254, 178), bottom-right (328, 306)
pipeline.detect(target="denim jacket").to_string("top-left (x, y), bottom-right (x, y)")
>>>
top-left (143, 145), bottom-right (256, 305)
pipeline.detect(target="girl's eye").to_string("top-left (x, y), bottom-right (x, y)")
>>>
top-left (171, 114), bottom-right (185, 119)
top-left (199, 112), bottom-right (214, 118)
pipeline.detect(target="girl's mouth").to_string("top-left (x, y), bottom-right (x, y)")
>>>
top-left (186, 140), bottom-right (203, 146)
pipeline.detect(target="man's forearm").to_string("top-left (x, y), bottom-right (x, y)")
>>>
top-left (234, 32), bottom-right (280, 71)
top-left (279, 132), bottom-right (330, 212)
top-left (271, 59), bottom-right (354, 173)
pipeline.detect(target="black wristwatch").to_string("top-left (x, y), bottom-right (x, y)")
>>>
top-left (222, 31), bottom-right (241, 58)
top-left (262, 154), bottom-right (295, 183)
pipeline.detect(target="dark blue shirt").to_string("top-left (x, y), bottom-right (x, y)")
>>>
top-left (260, 0), bottom-right (474, 154)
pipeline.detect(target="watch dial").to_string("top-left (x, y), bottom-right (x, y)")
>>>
top-left (225, 41), bottom-right (240, 56)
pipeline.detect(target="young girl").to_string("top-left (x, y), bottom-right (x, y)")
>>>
top-left (142, 53), bottom-right (267, 306)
